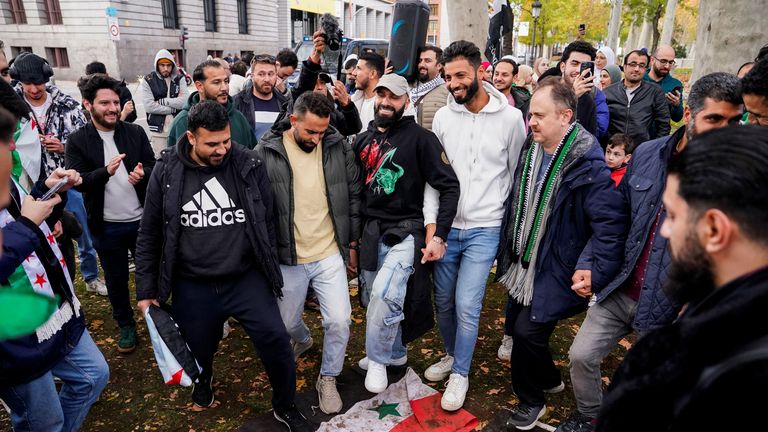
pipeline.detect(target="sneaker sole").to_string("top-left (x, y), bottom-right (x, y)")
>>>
top-left (512, 406), bottom-right (547, 431)
top-left (358, 356), bottom-right (407, 370)
top-left (117, 345), bottom-right (136, 353)
top-left (544, 382), bottom-right (565, 394)
top-left (273, 410), bottom-right (290, 429)
top-left (424, 369), bottom-right (452, 382)
top-left (441, 393), bottom-right (466, 411)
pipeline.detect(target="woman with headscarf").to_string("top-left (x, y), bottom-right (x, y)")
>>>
top-left (600, 64), bottom-right (622, 89)
top-left (595, 46), bottom-right (616, 88)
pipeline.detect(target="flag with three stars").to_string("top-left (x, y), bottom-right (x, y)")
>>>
top-left (317, 368), bottom-right (478, 432)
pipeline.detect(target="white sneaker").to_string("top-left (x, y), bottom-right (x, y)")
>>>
top-left (441, 373), bottom-right (469, 411)
top-left (424, 355), bottom-right (454, 382)
top-left (365, 360), bottom-right (388, 393)
top-left (497, 335), bottom-right (513, 361)
top-left (544, 380), bottom-right (565, 394)
top-left (86, 279), bottom-right (108, 296)
top-left (358, 354), bottom-right (407, 370)
top-left (222, 321), bottom-right (232, 339)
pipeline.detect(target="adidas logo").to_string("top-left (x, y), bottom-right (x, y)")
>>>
top-left (180, 178), bottom-right (246, 228)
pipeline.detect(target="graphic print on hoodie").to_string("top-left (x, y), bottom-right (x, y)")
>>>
top-left (359, 134), bottom-right (404, 195)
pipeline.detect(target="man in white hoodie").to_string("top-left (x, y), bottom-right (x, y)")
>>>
top-left (423, 40), bottom-right (526, 411)
top-left (140, 50), bottom-right (190, 156)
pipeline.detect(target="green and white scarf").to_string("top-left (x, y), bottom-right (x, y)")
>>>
top-left (0, 181), bottom-right (80, 342)
top-left (500, 123), bottom-right (578, 305)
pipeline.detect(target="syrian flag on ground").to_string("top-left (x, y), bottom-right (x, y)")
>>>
top-left (317, 368), bottom-right (478, 432)
top-left (485, 0), bottom-right (514, 65)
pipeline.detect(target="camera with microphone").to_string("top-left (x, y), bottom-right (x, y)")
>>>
top-left (320, 13), bottom-right (343, 51)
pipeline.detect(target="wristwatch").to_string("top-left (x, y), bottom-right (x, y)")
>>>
top-left (431, 236), bottom-right (445, 245)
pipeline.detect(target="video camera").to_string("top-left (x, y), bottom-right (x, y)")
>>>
top-left (320, 13), bottom-right (343, 51)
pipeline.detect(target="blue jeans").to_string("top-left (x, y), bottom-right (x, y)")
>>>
top-left (363, 235), bottom-right (414, 365)
top-left (64, 189), bottom-right (99, 282)
top-left (278, 253), bottom-right (351, 376)
top-left (0, 331), bottom-right (109, 432)
top-left (434, 227), bottom-right (500, 376)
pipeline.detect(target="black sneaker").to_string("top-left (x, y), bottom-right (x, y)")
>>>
top-left (505, 403), bottom-right (546, 431)
top-left (274, 405), bottom-right (313, 432)
top-left (555, 412), bottom-right (596, 432)
top-left (192, 375), bottom-right (214, 408)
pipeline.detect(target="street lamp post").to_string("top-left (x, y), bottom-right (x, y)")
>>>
top-left (531, 0), bottom-right (542, 65)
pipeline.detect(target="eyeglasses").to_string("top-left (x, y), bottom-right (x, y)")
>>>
top-left (625, 62), bottom-right (647, 69)
top-left (654, 58), bottom-right (676, 66)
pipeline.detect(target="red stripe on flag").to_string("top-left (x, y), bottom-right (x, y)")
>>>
top-left (390, 393), bottom-right (479, 432)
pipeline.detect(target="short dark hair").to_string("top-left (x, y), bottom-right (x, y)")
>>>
top-left (251, 53), bottom-right (276, 67)
top-left (756, 44), bottom-right (768, 62)
top-left (0, 106), bottom-right (16, 142)
top-left (607, 133), bottom-right (635, 154)
top-left (535, 77), bottom-right (577, 119)
top-left (668, 125), bottom-right (768, 246)
top-left (562, 40), bottom-right (597, 63)
top-left (623, 49), bottom-right (650, 66)
top-left (276, 49), bottom-right (298, 69)
top-left (687, 72), bottom-right (743, 117)
top-left (358, 51), bottom-right (385, 78)
top-left (495, 58), bottom-right (519, 76)
top-left (77, 73), bottom-right (121, 103)
top-left (193, 60), bottom-right (224, 83)
top-left (742, 59), bottom-right (768, 100)
top-left (419, 45), bottom-right (443, 62)
top-left (85, 61), bottom-right (107, 75)
top-left (188, 100), bottom-right (229, 133)
top-left (0, 78), bottom-right (30, 120)
top-left (442, 40), bottom-right (482, 69)
top-left (293, 91), bottom-right (334, 119)
top-left (231, 61), bottom-right (248, 77)
top-left (241, 52), bottom-right (255, 66)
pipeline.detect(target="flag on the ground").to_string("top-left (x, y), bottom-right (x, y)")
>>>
top-left (485, 0), bottom-right (514, 64)
top-left (316, 368), bottom-right (478, 432)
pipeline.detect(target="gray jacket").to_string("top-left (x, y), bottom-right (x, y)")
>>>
top-left (255, 119), bottom-right (362, 266)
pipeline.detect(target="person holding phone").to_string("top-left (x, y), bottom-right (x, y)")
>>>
top-left (555, 41), bottom-right (610, 139)
top-left (644, 44), bottom-right (684, 123)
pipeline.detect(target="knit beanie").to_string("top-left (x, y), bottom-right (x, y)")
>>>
top-left (11, 53), bottom-right (51, 84)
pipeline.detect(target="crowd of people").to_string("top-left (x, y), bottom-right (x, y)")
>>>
top-left (0, 29), bottom-right (767, 432)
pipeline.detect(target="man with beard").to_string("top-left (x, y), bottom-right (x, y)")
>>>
top-left (66, 74), bottom-right (156, 353)
top-left (167, 60), bottom-right (256, 149)
top-left (741, 58), bottom-right (768, 126)
top-left (596, 125), bottom-right (768, 432)
top-left (496, 78), bottom-right (627, 430)
top-left (492, 58), bottom-right (532, 123)
top-left (558, 41), bottom-right (610, 139)
top-left (643, 45), bottom-right (684, 123)
top-left (350, 51), bottom-right (386, 133)
top-left (409, 46), bottom-right (449, 130)
top-left (604, 50), bottom-right (670, 146)
top-left (234, 54), bottom-right (289, 142)
top-left (558, 72), bottom-right (744, 432)
top-left (135, 101), bottom-right (312, 431)
top-left (422, 40), bottom-right (525, 411)
top-left (354, 73), bottom-right (459, 394)
top-left (256, 92), bottom-right (361, 414)
top-left (140, 49), bottom-right (189, 156)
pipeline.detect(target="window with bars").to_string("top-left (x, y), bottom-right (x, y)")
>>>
top-left (42, 0), bottom-right (63, 25)
top-left (44, 47), bottom-right (69, 68)
top-left (7, 0), bottom-right (27, 24)
top-left (237, 0), bottom-right (247, 34)
top-left (11, 46), bottom-right (32, 57)
top-left (203, 0), bottom-right (216, 32)
top-left (161, 0), bottom-right (179, 29)
top-left (207, 50), bottom-right (223, 59)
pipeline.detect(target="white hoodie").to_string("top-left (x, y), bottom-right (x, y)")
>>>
top-left (424, 82), bottom-right (526, 230)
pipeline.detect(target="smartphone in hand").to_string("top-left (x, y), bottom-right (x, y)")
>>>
top-left (580, 61), bottom-right (595, 79)
top-left (39, 177), bottom-right (68, 201)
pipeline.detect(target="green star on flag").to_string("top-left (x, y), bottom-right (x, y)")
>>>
top-left (369, 401), bottom-right (401, 419)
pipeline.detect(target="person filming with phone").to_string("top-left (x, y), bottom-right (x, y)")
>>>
top-left (643, 45), bottom-right (684, 124)
top-left (558, 41), bottom-right (610, 139)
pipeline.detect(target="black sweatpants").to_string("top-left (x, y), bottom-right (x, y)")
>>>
top-left (172, 268), bottom-right (296, 411)
top-left (506, 298), bottom-right (562, 407)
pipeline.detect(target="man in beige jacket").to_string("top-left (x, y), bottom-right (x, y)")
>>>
top-left (410, 46), bottom-right (448, 131)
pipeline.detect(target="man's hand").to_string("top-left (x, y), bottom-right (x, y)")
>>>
top-left (52, 220), bottom-right (63, 238)
top-left (137, 299), bottom-right (160, 313)
top-left (275, 74), bottom-right (287, 93)
top-left (665, 90), bottom-right (681, 107)
top-left (573, 69), bottom-right (594, 99)
top-left (106, 154), bottom-right (126, 176)
top-left (45, 168), bottom-right (81, 192)
top-left (571, 269), bottom-right (593, 298)
top-left (421, 236), bottom-right (446, 264)
top-left (21, 195), bottom-right (61, 225)
top-left (310, 30), bottom-right (326, 64)
top-left (347, 247), bottom-right (358, 276)
top-left (384, 57), bottom-right (394, 75)
top-left (120, 100), bottom-right (135, 121)
top-left (333, 81), bottom-right (351, 107)
top-left (128, 162), bottom-right (144, 185)
top-left (41, 135), bottom-right (65, 153)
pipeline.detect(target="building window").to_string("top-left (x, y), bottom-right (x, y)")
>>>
top-left (44, 47), bottom-right (69, 68)
top-left (207, 50), bottom-right (223, 59)
top-left (168, 49), bottom-right (184, 68)
top-left (240, 50), bottom-right (253, 59)
top-left (161, 0), bottom-right (178, 29)
top-left (428, 20), bottom-right (438, 33)
top-left (7, 0), bottom-right (27, 24)
top-left (203, 0), bottom-right (217, 32)
top-left (11, 46), bottom-right (32, 57)
top-left (427, 35), bottom-right (437, 45)
top-left (429, 4), bottom-right (438, 16)
top-left (237, 0), bottom-right (247, 34)
top-left (42, 0), bottom-right (63, 25)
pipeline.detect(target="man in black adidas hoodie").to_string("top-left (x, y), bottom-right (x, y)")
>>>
top-left (135, 101), bottom-right (312, 431)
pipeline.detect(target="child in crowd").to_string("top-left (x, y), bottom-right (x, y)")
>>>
top-left (605, 133), bottom-right (634, 186)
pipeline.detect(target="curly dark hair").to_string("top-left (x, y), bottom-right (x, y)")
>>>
top-left (562, 40), bottom-right (597, 63)
top-left (77, 73), bottom-right (121, 103)
top-left (742, 58), bottom-right (768, 100)
top-left (188, 100), bottom-right (229, 133)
